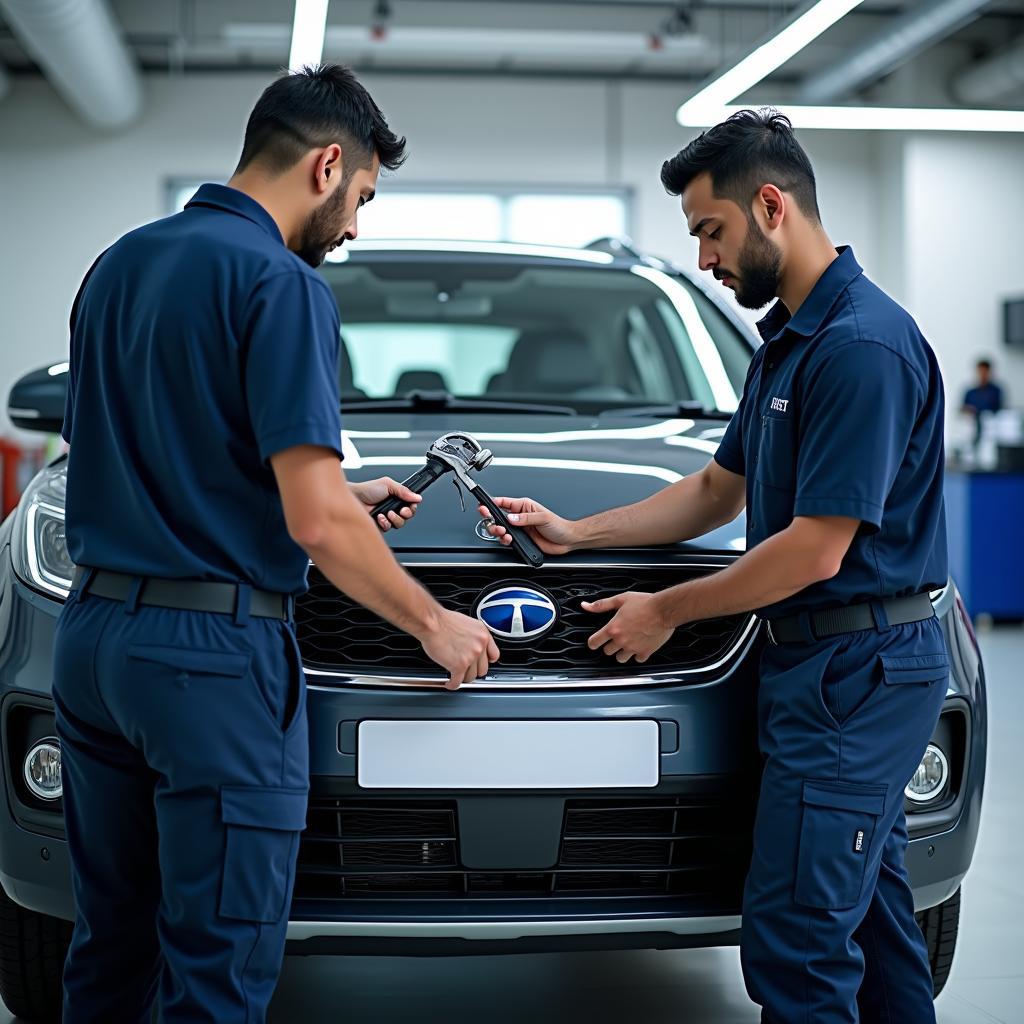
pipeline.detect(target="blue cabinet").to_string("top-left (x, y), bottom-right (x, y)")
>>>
top-left (945, 470), bottom-right (1024, 619)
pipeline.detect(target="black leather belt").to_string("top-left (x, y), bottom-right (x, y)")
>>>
top-left (764, 592), bottom-right (935, 645)
top-left (72, 568), bottom-right (291, 620)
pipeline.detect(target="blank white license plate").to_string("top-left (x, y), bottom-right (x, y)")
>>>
top-left (357, 719), bottom-right (660, 790)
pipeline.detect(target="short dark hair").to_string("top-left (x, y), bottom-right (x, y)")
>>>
top-left (237, 64), bottom-right (407, 176)
top-left (661, 107), bottom-right (820, 222)
top-left (977, 358), bottom-right (993, 370)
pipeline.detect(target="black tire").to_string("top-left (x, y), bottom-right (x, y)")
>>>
top-left (0, 885), bottom-right (71, 1022)
top-left (915, 886), bottom-right (961, 998)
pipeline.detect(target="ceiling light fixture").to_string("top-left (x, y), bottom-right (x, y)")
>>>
top-left (678, 0), bottom-right (865, 122)
top-left (714, 103), bottom-right (1024, 132)
top-left (289, 0), bottom-right (329, 71)
top-left (675, 0), bottom-right (1024, 133)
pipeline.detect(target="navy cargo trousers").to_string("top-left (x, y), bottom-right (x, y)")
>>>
top-left (740, 615), bottom-right (950, 1023)
top-left (52, 581), bottom-right (308, 1024)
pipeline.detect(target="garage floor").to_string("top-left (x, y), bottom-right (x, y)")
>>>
top-left (4, 628), bottom-right (1021, 1023)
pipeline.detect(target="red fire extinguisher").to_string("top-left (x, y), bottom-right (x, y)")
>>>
top-left (0, 438), bottom-right (47, 518)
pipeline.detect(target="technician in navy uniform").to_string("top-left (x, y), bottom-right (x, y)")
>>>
top-left (485, 109), bottom-right (948, 1022)
top-left (55, 65), bottom-right (498, 1024)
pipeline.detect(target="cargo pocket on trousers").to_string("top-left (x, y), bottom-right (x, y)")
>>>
top-left (218, 785), bottom-right (308, 923)
top-left (794, 780), bottom-right (886, 911)
top-left (879, 652), bottom-right (950, 686)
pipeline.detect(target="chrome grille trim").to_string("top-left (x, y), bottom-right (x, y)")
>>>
top-left (304, 609), bottom-right (759, 691)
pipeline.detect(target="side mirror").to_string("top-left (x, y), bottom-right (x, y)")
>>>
top-left (7, 363), bottom-right (68, 434)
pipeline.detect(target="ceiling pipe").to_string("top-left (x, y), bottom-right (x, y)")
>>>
top-left (797, 0), bottom-right (994, 102)
top-left (0, 0), bottom-right (142, 130)
top-left (952, 37), bottom-right (1024, 104)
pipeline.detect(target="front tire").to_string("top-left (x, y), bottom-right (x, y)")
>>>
top-left (0, 885), bottom-right (70, 1022)
top-left (916, 886), bottom-right (961, 997)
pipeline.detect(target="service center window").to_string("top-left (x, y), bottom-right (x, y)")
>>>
top-left (169, 181), bottom-right (630, 248)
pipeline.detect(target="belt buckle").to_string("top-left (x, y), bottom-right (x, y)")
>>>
top-left (765, 619), bottom-right (777, 645)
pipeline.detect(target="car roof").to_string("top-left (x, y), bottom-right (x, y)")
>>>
top-left (325, 238), bottom-right (632, 268)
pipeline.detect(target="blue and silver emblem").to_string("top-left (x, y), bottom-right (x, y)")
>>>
top-left (476, 585), bottom-right (558, 640)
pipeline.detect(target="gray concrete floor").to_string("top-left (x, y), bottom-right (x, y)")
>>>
top-left (4, 627), bottom-right (1021, 1022)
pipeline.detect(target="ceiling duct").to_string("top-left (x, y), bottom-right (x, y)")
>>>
top-left (952, 37), bottom-right (1024, 104)
top-left (0, 0), bottom-right (142, 130)
top-left (798, 0), bottom-right (994, 103)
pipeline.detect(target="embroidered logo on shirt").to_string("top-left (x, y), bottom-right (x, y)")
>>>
top-left (853, 830), bottom-right (865, 853)
top-left (770, 397), bottom-right (790, 413)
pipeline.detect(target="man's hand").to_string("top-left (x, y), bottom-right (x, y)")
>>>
top-left (477, 497), bottom-right (577, 556)
top-left (583, 592), bottom-right (675, 664)
top-left (417, 609), bottom-right (501, 690)
top-left (350, 477), bottom-right (422, 531)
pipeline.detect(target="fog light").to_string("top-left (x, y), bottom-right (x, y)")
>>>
top-left (905, 744), bottom-right (948, 804)
top-left (23, 739), bottom-right (62, 801)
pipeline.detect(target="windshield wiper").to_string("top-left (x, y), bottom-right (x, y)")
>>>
top-left (603, 401), bottom-right (734, 420)
top-left (341, 390), bottom-right (577, 416)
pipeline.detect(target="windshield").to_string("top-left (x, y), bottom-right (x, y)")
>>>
top-left (320, 259), bottom-right (753, 414)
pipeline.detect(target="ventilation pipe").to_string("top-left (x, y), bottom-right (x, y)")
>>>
top-left (952, 37), bottom-right (1024, 104)
top-left (0, 0), bottom-right (142, 130)
top-left (798, 0), bottom-right (994, 103)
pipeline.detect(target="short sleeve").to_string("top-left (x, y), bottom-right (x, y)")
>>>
top-left (62, 252), bottom-right (107, 444)
top-left (244, 271), bottom-right (343, 465)
top-left (713, 348), bottom-right (762, 477)
top-left (794, 343), bottom-right (921, 531)
top-left (713, 398), bottom-right (746, 476)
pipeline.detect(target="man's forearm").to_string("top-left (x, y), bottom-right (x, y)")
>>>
top-left (650, 520), bottom-right (840, 625)
top-left (301, 496), bottom-right (441, 639)
top-left (573, 467), bottom-right (739, 550)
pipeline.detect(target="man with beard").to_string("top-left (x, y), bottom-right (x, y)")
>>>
top-left (55, 64), bottom-right (498, 1023)
top-left (483, 108), bottom-right (948, 1022)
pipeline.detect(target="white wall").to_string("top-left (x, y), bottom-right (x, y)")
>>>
top-left (0, 70), bottom-right (1020, 435)
top-left (903, 133), bottom-right (1024, 416)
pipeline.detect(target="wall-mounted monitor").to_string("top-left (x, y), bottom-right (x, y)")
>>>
top-left (1005, 297), bottom-right (1024, 347)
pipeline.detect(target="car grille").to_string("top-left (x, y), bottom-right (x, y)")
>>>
top-left (296, 565), bottom-right (749, 678)
top-left (294, 796), bottom-right (752, 906)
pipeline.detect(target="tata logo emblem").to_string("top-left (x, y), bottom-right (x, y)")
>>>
top-left (770, 397), bottom-right (790, 413)
top-left (476, 585), bottom-right (558, 640)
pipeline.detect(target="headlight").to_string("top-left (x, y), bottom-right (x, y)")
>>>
top-left (11, 462), bottom-right (73, 599)
top-left (23, 738), bottom-right (62, 801)
top-left (905, 744), bottom-right (949, 804)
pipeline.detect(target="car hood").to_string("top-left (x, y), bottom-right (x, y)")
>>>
top-left (342, 413), bottom-right (746, 555)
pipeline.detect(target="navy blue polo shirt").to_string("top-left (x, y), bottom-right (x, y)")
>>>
top-left (962, 382), bottom-right (1003, 415)
top-left (715, 247), bottom-right (947, 619)
top-left (62, 183), bottom-right (343, 595)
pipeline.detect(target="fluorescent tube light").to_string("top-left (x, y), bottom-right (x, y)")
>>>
top-left (684, 103), bottom-right (1024, 132)
top-left (674, 0), bottom-right (1024, 132)
top-left (678, 0), bottom-right (865, 121)
top-left (289, 0), bottom-right (329, 71)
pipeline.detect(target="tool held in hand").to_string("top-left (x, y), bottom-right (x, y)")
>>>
top-left (370, 431), bottom-right (544, 567)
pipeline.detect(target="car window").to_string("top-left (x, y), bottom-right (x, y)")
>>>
top-left (343, 325), bottom-right (519, 397)
top-left (324, 260), bottom-right (752, 412)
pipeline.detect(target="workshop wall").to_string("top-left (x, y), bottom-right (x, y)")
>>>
top-left (1, 71), bottom-right (1019, 436)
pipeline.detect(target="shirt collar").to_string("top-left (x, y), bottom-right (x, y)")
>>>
top-left (756, 245), bottom-right (863, 344)
top-left (184, 183), bottom-right (284, 245)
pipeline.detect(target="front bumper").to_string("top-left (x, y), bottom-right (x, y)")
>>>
top-left (0, 565), bottom-right (987, 952)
